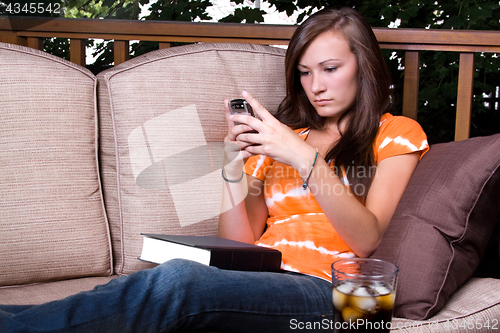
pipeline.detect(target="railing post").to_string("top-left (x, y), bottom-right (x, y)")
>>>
top-left (114, 40), bottom-right (130, 66)
top-left (27, 37), bottom-right (44, 50)
top-left (159, 42), bottom-right (172, 49)
top-left (0, 31), bottom-right (27, 46)
top-left (455, 53), bottom-right (475, 141)
top-left (70, 39), bottom-right (86, 67)
top-left (402, 51), bottom-right (420, 120)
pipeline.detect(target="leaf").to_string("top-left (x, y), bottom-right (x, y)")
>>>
top-left (241, 7), bottom-right (266, 23)
top-left (296, 10), bottom-right (307, 24)
top-left (267, 0), bottom-right (297, 16)
top-left (101, 0), bottom-right (116, 9)
top-left (219, 7), bottom-right (265, 23)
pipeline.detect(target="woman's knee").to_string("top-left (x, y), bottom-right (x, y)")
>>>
top-left (155, 259), bottom-right (208, 278)
top-left (146, 259), bottom-right (210, 291)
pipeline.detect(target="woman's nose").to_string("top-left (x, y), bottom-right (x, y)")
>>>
top-left (310, 74), bottom-right (326, 94)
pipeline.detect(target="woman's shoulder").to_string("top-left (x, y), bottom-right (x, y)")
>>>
top-left (374, 113), bottom-right (429, 163)
top-left (379, 113), bottom-right (422, 130)
top-left (377, 113), bottom-right (427, 139)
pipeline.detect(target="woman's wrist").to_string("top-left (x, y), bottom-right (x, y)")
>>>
top-left (221, 169), bottom-right (245, 183)
top-left (222, 161), bottom-right (245, 180)
top-left (222, 142), bottom-right (245, 178)
top-left (300, 148), bottom-right (319, 189)
top-left (295, 146), bottom-right (321, 179)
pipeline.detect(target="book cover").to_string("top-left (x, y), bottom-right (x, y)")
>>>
top-left (139, 234), bottom-right (282, 272)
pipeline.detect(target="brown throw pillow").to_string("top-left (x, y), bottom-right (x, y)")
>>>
top-left (371, 134), bottom-right (500, 320)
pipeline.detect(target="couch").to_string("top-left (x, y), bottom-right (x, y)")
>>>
top-left (1, 41), bottom-right (499, 332)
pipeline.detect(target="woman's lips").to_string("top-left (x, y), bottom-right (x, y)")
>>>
top-left (314, 99), bottom-right (331, 106)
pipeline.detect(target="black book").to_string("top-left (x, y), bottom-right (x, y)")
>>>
top-left (139, 234), bottom-right (282, 272)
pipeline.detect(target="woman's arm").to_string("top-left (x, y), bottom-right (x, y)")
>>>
top-left (218, 175), bottom-right (268, 243)
top-left (306, 152), bottom-right (419, 257)
top-left (218, 99), bottom-right (268, 244)
top-left (234, 91), bottom-right (420, 257)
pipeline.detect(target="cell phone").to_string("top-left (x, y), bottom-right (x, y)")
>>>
top-left (229, 99), bottom-right (255, 125)
top-left (229, 98), bottom-right (258, 133)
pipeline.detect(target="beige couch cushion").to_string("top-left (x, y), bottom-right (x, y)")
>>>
top-left (97, 43), bottom-right (286, 275)
top-left (392, 278), bottom-right (500, 332)
top-left (0, 276), bottom-right (117, 305)
top-left (0, 43), bottom-right (112, 286)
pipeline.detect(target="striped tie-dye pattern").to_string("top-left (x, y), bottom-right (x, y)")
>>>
top-left (244, 113), bottom-right (429, 281)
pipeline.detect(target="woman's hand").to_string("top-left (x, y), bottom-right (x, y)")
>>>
top-left (220, 97), bottom-right (269, 244)
top-left (230, 91), bottom-right (317, 178)
top-left (223, 99), bottom-right (258, 157)
top-left (222, 98), bottom-right (256, 179)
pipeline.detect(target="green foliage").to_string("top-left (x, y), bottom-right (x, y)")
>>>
top-left (49, 0), bottom-right (213, 73)
top-left (42, 0), bottom-right (499, 142)
top-left (145, 0), bottom-right (212, 21)
top-left (125, 0), bottom-right (212, 63)
top-left (43, 37), bottom-right (70, 60)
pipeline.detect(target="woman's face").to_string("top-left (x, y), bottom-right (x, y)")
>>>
top-left (298, 30), bottom-right (359, 124)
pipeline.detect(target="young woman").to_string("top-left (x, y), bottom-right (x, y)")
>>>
top-left (219, 7), bottom-right (428, 281)
top-left (0, 7), bottom-right (428, 333)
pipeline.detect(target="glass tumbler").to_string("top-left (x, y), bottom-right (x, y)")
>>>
top-left (331, 258), bottom-right (399, 333)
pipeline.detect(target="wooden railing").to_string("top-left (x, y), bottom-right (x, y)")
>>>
top-left (1, 16), bottom-right (500, 141)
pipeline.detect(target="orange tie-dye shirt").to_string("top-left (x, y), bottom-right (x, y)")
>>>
top-left (243, 113), bottom-right (429, 281)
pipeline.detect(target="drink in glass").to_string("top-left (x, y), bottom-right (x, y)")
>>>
top-left (331, 258), bottom-right (398, 333)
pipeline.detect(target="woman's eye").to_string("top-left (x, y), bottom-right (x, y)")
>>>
top-left (325, 67), bottom-right (338, 73)
top-left (299, 71), bottom-right (310, 76)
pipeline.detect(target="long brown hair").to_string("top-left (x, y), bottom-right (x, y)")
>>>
top-left (277, 7), bottom-right (393, 202)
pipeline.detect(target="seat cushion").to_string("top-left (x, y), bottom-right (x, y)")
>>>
top-left (0, 276), bottom-right (117, 305)
top-left (391, 277), bottom-right (500, 332)
top-left (0, 42), bottom-right (112, 287)
top-left (97, 43), bottom-right (286, 275)
top-left (371, 134), bottom-right (500, 320)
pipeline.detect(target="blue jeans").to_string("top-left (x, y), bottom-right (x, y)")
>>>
top-left (0, 259), bottom-right (334, 332)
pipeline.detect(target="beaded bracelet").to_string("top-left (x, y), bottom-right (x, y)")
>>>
top-left (301, 148), bottom-right (319, 190)
top-left (221, 169), bottom-right (245, 183)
